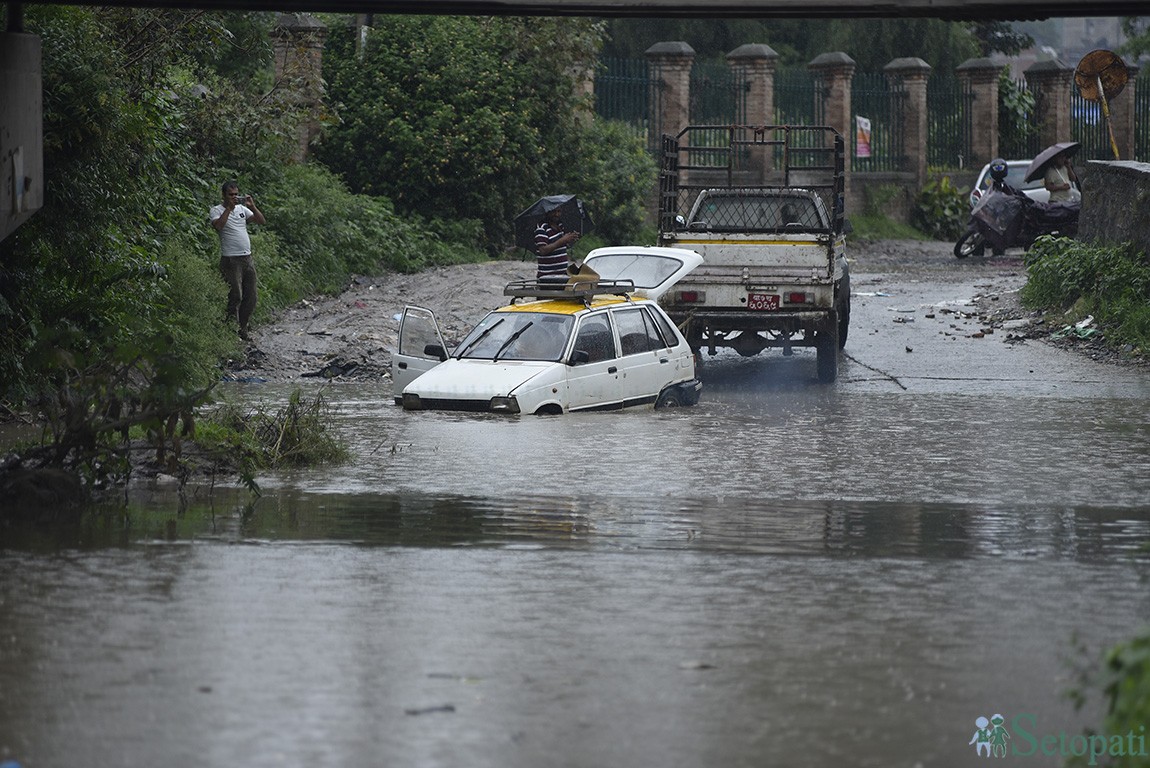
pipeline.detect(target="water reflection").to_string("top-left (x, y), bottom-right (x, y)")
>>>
top-left (3, 369), bottom-right (1150, 768)
top-left (5, 489), bottom-right (1148, 564)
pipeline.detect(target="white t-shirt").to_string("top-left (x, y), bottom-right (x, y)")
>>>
top-left (209, 203), bottom-right (255, 257)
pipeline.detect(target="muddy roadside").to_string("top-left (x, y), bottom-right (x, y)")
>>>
top-left (225, 238), bottom-right (1144, 384)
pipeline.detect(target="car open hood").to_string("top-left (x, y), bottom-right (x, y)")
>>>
top-left (580, 246), bottom-right (703, 301)
top-left (403, 358), bottom-right (556, 399)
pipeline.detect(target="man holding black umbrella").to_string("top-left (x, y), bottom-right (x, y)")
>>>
top-left (534, 208), bottom-right (581, 285)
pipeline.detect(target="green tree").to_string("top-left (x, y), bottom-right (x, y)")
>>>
top-left (315, 15), bottom-right (605, 253)
top-left (1119, 17), bottom-right (1150, 60)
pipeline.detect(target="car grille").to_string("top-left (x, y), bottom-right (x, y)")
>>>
top-left (412, 398), bottom-right (491, 412)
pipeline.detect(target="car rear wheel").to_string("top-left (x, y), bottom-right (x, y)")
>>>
top-left (655, 388), bottom-right (683, 409)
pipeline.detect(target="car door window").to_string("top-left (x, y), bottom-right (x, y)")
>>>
top-left (572, 313), bottom-right (616, 363)
top-left (614, 307), bottom-right (663, 356)
top-left (398, 306), bottom-right (446, 358)
top-left (647, 307), bottom-right (681, 349)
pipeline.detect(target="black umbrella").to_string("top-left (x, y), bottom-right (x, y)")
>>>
top-left (513, 195), bottom-right (593, 251)
top-left (1024, 141), bottom-right (1081, 184)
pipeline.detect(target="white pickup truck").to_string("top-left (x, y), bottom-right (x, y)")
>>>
top-left (656, 125), bottom-right (850, 382)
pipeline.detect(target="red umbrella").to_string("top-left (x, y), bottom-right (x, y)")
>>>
top-left (1024, 142), bottom-right (1081, 184)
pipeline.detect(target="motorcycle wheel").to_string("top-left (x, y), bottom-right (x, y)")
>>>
top-left (954, 228), bottom-right (985, 259)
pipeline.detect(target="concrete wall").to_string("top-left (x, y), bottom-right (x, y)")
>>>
top-left (1078, 160), bottom-right (1150, 256)
top-left (1, 32), bottom-right (44, 242)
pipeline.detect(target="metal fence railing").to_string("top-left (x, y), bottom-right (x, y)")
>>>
top-left (591, 56), bottom-right (1150, 172)
top-left (689, 59), bottom-right (746, 125)
top-left (851, 71), bottom-right (906, 172)
top-left (996, 77), bottom-right (1041, 162)
top-left (775, 67), bottom-right (823, 127)
top-left (927, 76), bottom-right (974, 169)
top-left (1135, 70), bottom-right (1149, 162)
top-left (595, 57), bottom-right (659, 151)
top-left (1071, 87), bottom-right (1115, 161)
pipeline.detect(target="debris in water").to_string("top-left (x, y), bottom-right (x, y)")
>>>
top-left (405, 704), bottom-right (457, 716)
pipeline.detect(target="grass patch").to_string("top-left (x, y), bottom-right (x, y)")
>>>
top-left (1022, 236), bottom-right (1150, 352)
top-left (848, 214), bottom-right (931, 241)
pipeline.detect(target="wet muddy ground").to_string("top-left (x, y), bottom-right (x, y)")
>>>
top-left (226, 238), bottom-right (1145, 385)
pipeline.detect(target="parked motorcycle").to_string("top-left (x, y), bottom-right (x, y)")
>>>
top-left (954, 160), bottom-right (1080, 258)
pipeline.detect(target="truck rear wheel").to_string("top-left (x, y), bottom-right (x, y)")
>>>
top-left (816, 316), bottom-right (839, 383)
top-left (837, 272), bottom-right (851, 349)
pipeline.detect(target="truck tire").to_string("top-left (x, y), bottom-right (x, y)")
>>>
top-left (954, 227), bottom-right (985, 259)
top-left (837, 272), bottom-right (851, 349)
top-left (816, 316), bottom-right (839, 383)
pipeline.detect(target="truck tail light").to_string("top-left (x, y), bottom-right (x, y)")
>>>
top-left (786, 292), bottom-right (808, 304)
top-left (676, 290), bottom-right (706, 303)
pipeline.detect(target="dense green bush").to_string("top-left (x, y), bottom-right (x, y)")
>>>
top-left (998, 69), bottom-right (1039, 161)
top-left (913, 176), bottom-right (969, 241)
top-left (0, 7), bottom-right (492, 486)
top-left (556, 120), bottom-right (657, 247)
top-left (1068, 626), bottom-right (1150, 768)
top-left (1022, 236), bottom-right (1150, 349)
top-left (316, 15), bottom-right (641, 254)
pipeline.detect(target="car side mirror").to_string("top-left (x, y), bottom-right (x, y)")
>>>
top-left (423, 343), bottom-right (448, 362)
top-left (568, 349), bottom-right (590, 366)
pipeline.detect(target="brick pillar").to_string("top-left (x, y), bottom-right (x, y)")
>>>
top-left (884, 57), bottom-right (931, 187)
top-left (727, 43), bottom-right (779, 181)
top-left (645, 42), bottom-right (695, 148)
top-left (726, 43), bottom-right (778, 125)
top-left (809, 52), bottom-right (855, 204)
top-left (1102, 63), bottom-right (1138, 160)
top-left (271, 13), bottom-right (327, 163)
top-left (1024, 59), bottom-right (1074, 151)
top-left (957, 58), bottom-right (1003, 167)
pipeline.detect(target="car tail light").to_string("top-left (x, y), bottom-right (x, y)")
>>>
top-left (786, 292), bottom-right (808, 304)
top-left (676, 290), bottom-right (706, 303)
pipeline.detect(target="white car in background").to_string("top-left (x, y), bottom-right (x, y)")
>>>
top-left (392, 247), bottom-right (704, 415)
top-left (967, 159), bottom-right (1062, 207)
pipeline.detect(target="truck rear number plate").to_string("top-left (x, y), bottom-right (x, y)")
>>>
top-left (747, 293), bottom-right (780, 311)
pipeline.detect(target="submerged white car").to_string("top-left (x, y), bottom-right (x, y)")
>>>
top-left (392, 246), bottom-right (703, 415)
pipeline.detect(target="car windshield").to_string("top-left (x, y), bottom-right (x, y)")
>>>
top-left (455, 311), bottom-right (574, 362)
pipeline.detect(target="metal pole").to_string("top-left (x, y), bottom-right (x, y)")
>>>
top-left (1097, 75), bottom-right (1121, 160)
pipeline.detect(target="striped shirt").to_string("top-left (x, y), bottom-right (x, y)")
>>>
top-left (535, 222), bottom-right (570, 284)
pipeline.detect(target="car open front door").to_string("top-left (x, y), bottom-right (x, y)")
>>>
top-left (392, 306), bottom-right (448, 403)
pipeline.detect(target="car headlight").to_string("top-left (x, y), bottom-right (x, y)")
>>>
top-left (489, 396), bottom-right (520, 414)
top-left (401, 392), bottom-right (422, 410)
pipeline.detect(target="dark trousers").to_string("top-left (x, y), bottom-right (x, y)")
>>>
top-left (219, 254), bottom-right (258, 332)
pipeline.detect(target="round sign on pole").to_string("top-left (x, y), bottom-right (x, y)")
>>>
top-left (1074, 49), bottom-right (1128, 102)
top-left (1074, 49), bottom-right (1128, 160)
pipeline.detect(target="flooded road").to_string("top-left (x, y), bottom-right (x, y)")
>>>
top-left (2, 263), bottom-right (1150, 768)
